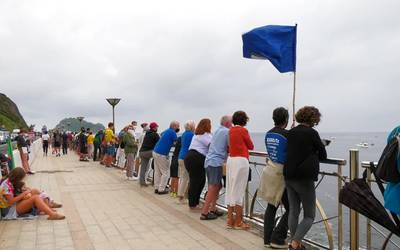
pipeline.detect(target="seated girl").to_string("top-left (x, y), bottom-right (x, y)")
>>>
top-left (14, 181), bottom-right (62, 214)
top-left (0, 167), bottom-right (65, 220)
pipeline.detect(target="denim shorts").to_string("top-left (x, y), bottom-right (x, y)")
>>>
top-left (206, 166), bottom-right (223, 185)
top-left (106, 145), bottom-right (115, 156)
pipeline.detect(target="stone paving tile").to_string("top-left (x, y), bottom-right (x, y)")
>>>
top-left (0, 152), bottom-right (268, 250)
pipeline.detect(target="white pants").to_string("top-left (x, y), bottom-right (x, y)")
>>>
top-left (177, 159), bottom-right (189, 197)
top-left (88, 144), bottom-right (94, 157)
top-left (116, 147), bottom-right (126, 168)
top-left (225, 156), bottom-right (249, 206)
top-left (153, 152), bottom-right (170, 192)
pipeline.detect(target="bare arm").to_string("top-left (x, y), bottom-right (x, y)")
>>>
top-left (4, 189), bottom-right (31, 205)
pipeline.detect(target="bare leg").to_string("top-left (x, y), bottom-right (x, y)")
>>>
top-left (16, 195), bottom-right (56, 216)
top-left (210, 185), bottom-right (221, 211)
top-left (171, 178), bottom-right (178, 193)
top-left (201, 185), bottom-right (219, 215)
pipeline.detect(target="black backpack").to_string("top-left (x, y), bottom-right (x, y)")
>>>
top-left (376, 135), bottom-right (400, 183)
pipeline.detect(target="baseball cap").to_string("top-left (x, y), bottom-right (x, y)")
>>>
top-left (149, 122), bottom-right (158, 129)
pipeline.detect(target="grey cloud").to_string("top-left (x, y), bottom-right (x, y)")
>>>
top-left (1, 0), bottom-right (399, 132)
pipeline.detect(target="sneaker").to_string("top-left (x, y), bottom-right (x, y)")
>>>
top-left (270, 241), bottom-right (288, 249)
top-left (158, 190), bottom-right (169, 195)
top-left (264, 243), bottom-right (271, 248)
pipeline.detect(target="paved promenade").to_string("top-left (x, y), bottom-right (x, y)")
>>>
top-left (0, 152), bottom-right (266, 250)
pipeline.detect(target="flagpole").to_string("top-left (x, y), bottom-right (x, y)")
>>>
top-left (292, 23), bottom-right (297, 128)
top-left (292, 71), bottom-right (296, 128)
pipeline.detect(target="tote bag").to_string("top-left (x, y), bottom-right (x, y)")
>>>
top-left (258, 160), bottom-right (285, 207)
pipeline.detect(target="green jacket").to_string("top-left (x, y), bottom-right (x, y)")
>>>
top-left (122, 132), bottom-right (137, 154)
top-left (94, 132), bottom-right (103, 145)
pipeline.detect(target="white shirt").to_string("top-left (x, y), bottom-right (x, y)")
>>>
top-left (189, 133), bottom-right (212, 156)
top-left (42, 134), bottom-right (50, 141)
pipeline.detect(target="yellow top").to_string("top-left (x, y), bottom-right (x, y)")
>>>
top-left (87, 134), bottom-right (95, 145)
top-left (104, 128), bottom-right (115, 143)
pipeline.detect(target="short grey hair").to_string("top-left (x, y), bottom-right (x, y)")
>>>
top-left (220, 115), bottom-right (232, 126)
top-left (169, 120), bottom-right (180, 129)
top-left (184, 120), bottom-right (196, 131)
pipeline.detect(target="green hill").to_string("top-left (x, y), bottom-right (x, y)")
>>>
top-left (0, 93), bottom-right (28, 131)
top-left (55, 118), bottom-right (105, 133)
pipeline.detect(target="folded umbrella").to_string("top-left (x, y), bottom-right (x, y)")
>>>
top-left (339, 177), bottom-right (400, 236)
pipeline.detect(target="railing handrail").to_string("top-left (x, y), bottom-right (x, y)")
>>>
top-left (249, 150), bottom-right (347, 166)
top-left (361, 161), bottom-right (378, 168)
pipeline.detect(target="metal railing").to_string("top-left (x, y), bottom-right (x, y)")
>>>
top-left (199, 150), bottom-right (346, 249)
top-left (152, 147), bottom-right (399, 249)
top-left (200, 150), bottom-right (399, 250)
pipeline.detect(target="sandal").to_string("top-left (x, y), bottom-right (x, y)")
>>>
top-left (226, 222), bottom-right (235, 229)
top-left (47, 213), bottom-right (66, 220)
top-left (50, 202), bottom-right (62, 208)
top-left (233, 222), bottom-right (250, 230)
top-left (211, 210), bottom-right (224, 217)
top-left (200, 213), bottom-right (218, 220)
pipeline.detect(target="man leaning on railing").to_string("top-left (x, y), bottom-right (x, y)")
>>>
top-left (258, 107), bottom-right (290, 249)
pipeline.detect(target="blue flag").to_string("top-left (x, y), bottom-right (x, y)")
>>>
top-left (242, 25), bottom-right (297, 73)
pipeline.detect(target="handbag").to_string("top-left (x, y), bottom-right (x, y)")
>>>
top-left (258, 160), bottom-right (285, 207)
top-left (0, 188), bottom-right (9, 209)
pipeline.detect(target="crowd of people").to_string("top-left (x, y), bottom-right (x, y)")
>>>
top-left (69, 106), bottom-right (327, 250)
top-left (41, 129), bottom-right (71, 157)
top-left (1, 106), bottom-right (328, 249)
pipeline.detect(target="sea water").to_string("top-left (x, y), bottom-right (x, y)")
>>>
top-left (249, 131), bottom-right (399, 249)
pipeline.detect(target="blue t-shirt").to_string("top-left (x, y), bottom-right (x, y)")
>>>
top-left (265, 127), bottom-right (288, 164)
top-left (153, 128), bottom-right (177, 156)
top-left (178, 130), bottom-right (194, 160)
top-left (205, 126), bottom-right (229, 168)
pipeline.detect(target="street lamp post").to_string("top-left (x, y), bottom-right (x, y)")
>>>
top-left (77, 116), bottom-right (84, 132)
top-left (66, 122), bottom-right (71, 132)
top-left (106, 98), bottom-right (121, 133)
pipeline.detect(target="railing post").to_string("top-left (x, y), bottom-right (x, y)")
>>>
top-left (337, 164), bottom-right (343, 250)
top-left (245, 183), bottom-right (249, 216)
top-left (366, 167), bottom-right (372, 250)
top-left (349, 149), bottom-right (359, 250)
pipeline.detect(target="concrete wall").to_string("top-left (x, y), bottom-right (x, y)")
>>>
top-left (12, 139), bottom-right (41, 169)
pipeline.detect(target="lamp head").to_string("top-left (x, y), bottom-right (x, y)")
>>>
top-left (106, 98), bottom-right (121, 107)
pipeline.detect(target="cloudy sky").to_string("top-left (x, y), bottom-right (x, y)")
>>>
top-left (1, 0), bottom-right (399, 132)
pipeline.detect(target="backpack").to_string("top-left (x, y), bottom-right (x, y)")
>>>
top-left (119, 134), bottom-right (125, 149)
top-left (376, 135), bottom-right (400, 183)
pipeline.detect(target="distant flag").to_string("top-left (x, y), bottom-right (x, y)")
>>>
top-left (242, 25), bottom-right (297, 73)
